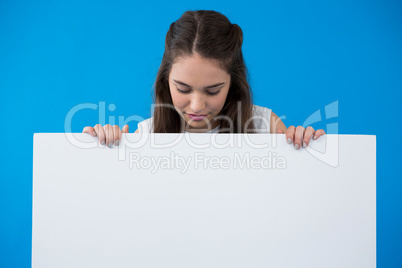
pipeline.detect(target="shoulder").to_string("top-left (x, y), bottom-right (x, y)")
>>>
top-left (251, 104), bottom-right (272, 133)
top-left (252, 104), bottom-right (272, 118)
top-left (250, 105), bottom-right (286, 133)
top-left (137, 117), bottom-right (154, 133)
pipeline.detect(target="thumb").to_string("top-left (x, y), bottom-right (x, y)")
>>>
top-left (122, 125), bottom-right (129, 133)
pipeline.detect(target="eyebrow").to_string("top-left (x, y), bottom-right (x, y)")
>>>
top-left (173, 79), bottom-right (225, 89)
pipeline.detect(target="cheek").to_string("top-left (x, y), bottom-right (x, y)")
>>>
top-left (209, 93), bottom-right (228, 111)
top-left (170, 90), bottom-right (188, 109)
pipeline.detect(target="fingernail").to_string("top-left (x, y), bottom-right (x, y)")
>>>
top-left (295, 144), bottom-right (300, 150)
top-left (313, 135), bottom-right (317, 140)
top-left (93, 131), bottom-right (96, 136)
top-left (287, 138), bottom-right (292, 144)
top-left (101, 141), bottom-right (105, 146)
top-left (108, 142), bottom-right (113, 148)
top-left (303, 142), bottom-right (307, 148)
top-left (115, 140), bottom-right (120, 146)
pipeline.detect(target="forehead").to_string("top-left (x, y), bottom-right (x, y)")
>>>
top-left (170, 54), bottom-right (229, 82)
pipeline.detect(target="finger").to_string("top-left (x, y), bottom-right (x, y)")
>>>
top-left (94, 124), bottom-right (106, 145)
top-left (286, 126), bottom-right (296, 144)
top-left (303, 126), bottom-right (315, 148)
top-left (103, 124), bottom-right (114, 148)
top-left (122, 124), bottom-right (129, 133)
top-left (313, 129), bottom-right (326, 140)
top-left (113, 125), bottom-right (122, 146)
top-left (83, 126), bottom-right (97, 137)
top-left (294, 126), bottom-right (305, 150)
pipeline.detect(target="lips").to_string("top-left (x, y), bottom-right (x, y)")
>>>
top-left (187, 114), bottom-right (207, 121)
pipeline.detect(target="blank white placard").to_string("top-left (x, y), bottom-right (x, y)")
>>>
top-left (32, 133), bottom-right (376, 268)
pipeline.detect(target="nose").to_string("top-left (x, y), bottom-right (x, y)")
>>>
top-left (190, 93), bottom-right (206, 114)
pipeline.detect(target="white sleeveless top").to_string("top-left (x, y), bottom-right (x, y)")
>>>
top-left (137, 104), bottom-right (272, 133)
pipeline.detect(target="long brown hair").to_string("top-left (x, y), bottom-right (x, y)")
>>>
top-left (152, 10), bottom-right (255, 133)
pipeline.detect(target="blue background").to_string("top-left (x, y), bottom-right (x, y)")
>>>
top-left (1, 0), bottom-right (401, 267)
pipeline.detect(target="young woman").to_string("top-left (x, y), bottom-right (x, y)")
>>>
top-left (83, 10), bottom-right (325, 149)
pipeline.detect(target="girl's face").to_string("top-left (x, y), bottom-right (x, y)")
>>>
top-left (168, 53), bottom-right (231, 132)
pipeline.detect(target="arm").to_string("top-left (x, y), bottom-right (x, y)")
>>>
top-left (270, 111), bottom-right (287, 134)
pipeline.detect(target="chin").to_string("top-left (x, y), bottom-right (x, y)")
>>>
top-left (184, 119), bottom-right (208, 128)
top-left (188, 121), bottom-right (207, 128)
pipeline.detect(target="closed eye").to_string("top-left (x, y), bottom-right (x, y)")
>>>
top-left (177, 88), bottom-right (220, 96)
top-left (206, 91), bottom-right (220, 96)
top-left (177, 88), bottom-right (190, 94)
